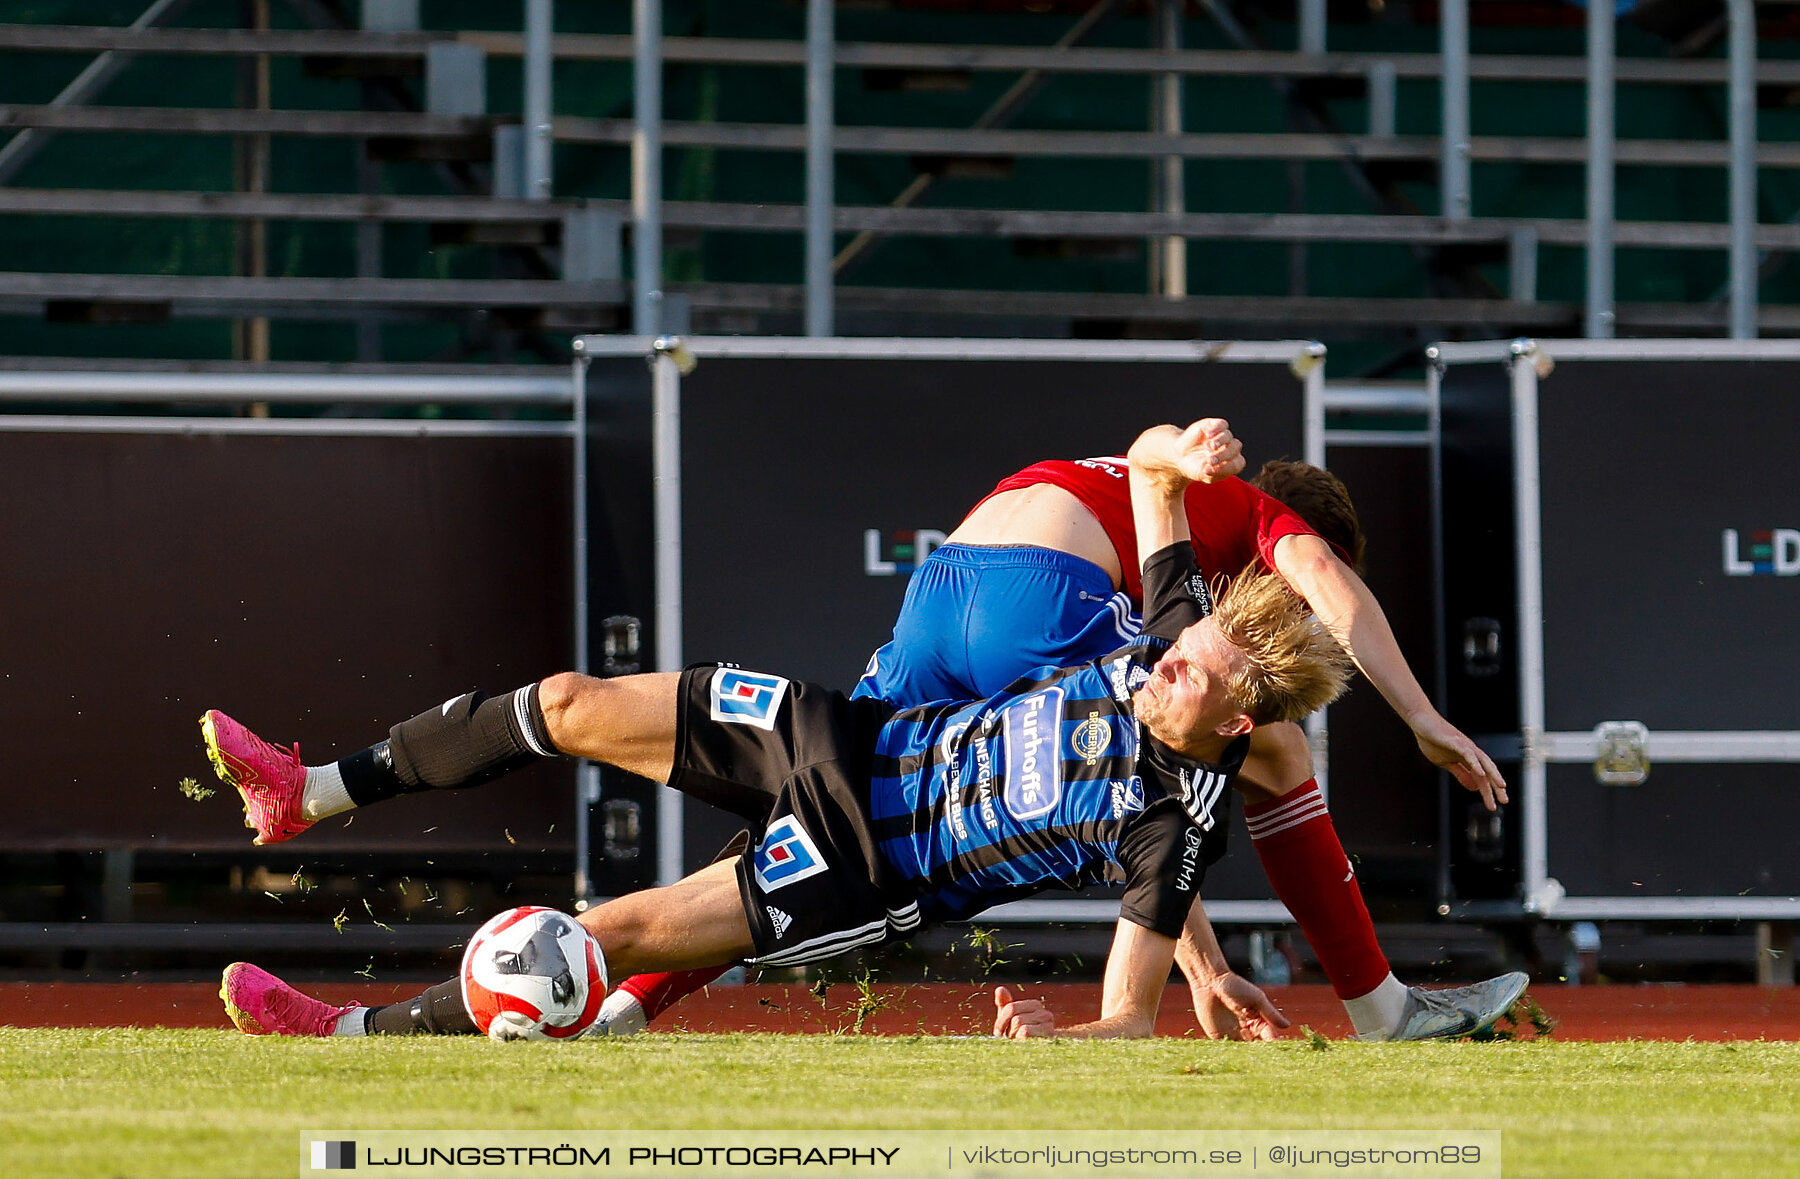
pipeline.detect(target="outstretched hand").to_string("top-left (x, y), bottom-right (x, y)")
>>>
top-left (1412, 712), bottom-right (1508, 811)
top-left (1128, 420), bottom-right (1246, 489)
top-left (1191, 972), bottom-right (1291, 1041)
top-left (1174, 419), bottom-right (1245, 484)
top-left (992, 985), bottom-right (1057, 1039)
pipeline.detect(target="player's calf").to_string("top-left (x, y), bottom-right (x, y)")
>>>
top-left (201, 686), bottom-right (562, 844)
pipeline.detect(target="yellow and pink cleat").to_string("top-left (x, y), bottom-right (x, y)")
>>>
top-left (199, 709), bottom-right (312, 846)
top-left (220, 962), bottom-right (358, 1037)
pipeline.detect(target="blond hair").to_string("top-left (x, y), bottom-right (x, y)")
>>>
top-left (1211, 570), bottom-right (1351, 725)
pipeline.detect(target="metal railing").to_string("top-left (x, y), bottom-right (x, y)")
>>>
top-left (0, 6), bottom-right (1783, 338)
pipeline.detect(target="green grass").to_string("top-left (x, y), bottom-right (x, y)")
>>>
top-left (2, 1030), bottom-right (1797, 1177)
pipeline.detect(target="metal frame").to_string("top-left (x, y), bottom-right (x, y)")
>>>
top-left (1729, 0), bottom-right (1759, 340)
top-left (573, 334), bottom-right (1324, 900)
top-left (575, 336), bottom-right (1324, 363)
top-left (522, 0), bottom-right (553, 202)
top-left (16, 25), bottom-right (1797, 88)
top-left (983, 899), bottom-right (1293, 925)
top-left (632, 0), bottom-right (663, 335)
top-left (804, 0), bottom-right (833, 336)
top-left (1427, 337), bottom-right (1800, 921)
top-left (1585, 0), bottom-right (1614, 338)
top-left (1440, 0), bottom-right (1469, 222)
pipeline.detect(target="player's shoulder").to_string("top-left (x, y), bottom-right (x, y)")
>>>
top-left (1183, 473), bottom-right (1262, 509)
top-left (1137, 733), bottom-right (1246, 833)
top-left (1087, 642), bottom-right (1164, 707)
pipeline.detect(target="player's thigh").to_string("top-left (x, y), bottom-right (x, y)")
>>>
top-left (579, 859), bottom-right (753, 976)
top-left (538, 671), bottom-right (679, 783)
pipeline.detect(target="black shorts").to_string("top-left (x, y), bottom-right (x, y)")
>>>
top-left (672, 664), bottom-right (922, 967)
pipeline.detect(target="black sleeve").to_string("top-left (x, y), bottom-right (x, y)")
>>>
top-left (1139, 541), bottom-right (1215, 642)
top-left (1114, 800), bottom-right (1208, 938)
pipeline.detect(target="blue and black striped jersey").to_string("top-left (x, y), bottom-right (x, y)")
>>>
top-left (865, 542), bottom-right (1247, 939)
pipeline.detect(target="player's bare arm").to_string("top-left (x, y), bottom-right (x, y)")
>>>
top-left (1268, 533), bottom-right (1508, 810)
top-left (1175, 898), bottom-right (1290, 1042)
top-left (1126, 419), bottom-right (1246, 492)
top-left (993, 919), bottom-right (1178, 1040)
top-left (1126, 418), bottom-right (1242, 563)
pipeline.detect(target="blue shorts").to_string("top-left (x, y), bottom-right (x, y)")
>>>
top-left (851, 543), bottom-right (1142, 707)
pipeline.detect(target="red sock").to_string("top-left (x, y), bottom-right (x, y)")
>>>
top-left (617, 968), bottom-right (733, 1021)
top-left (1243, 779), bottom-right (1390, 1000)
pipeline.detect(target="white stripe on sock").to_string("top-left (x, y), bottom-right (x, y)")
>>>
top-left (1246, 794), bottom-right (1329, 831)
top-left (1247, 808), bottom-right (1333, 842)
top-left (1244, 785), bottom-right (1324, 825)
top-left (513, 687), bottom-right (555, 757)
top-left (1245, 788), bottom-right (1328, 840)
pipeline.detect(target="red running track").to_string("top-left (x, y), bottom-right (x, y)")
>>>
top-left (3, 982), bottom-right (1798, 1041)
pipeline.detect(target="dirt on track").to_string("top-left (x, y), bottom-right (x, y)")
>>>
top-left (4, 981), bottom-right (1799, 1041)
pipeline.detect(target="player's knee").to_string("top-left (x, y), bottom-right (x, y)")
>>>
top-left (579, 899), bottom-right (647, 973)
top-left (536, 671), bottom-right (595, 749)
top-left (1241, 721), bottom-right (1315, 797)
top-left (575, 906), bottom-right (622, 967)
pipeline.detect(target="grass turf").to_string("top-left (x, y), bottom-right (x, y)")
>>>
top-left (2, 1029), bottom-right (1796, 1177)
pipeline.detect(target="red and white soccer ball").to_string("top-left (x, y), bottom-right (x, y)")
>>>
top-left (460, 906), bottom-right (607, 1042)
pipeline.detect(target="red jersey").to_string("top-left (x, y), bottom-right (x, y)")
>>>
top-left (975, 456), bottom-right (1322, 604)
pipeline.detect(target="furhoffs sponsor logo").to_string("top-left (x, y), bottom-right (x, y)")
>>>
top-left (1003, 688), bottom-right (1064, 820)
top-left (863, 528), bottom-right (947, 576)
top-left (311, 1141), bottom-right (355, 1170)
top-left (1723, 529), bottom-right (1800, 576)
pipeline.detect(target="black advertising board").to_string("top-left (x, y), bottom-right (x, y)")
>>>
top-left (1320, 443), bottom-right (1442, 890)
top-left (1546, 763), bottom-right (1800, 897)
top-left (1535, 359), bottom-right (1800, 732)
top-left (660, 341), bottom-right (1318, 885)
top-left (1431, 340), bottom-right (1800, 917)
top-left (0, 429), bottom-right (575, 856)
top-left (1436, 358), bottom-right (1526, 903)
top-left (581, 355), bottom-right (660, 895)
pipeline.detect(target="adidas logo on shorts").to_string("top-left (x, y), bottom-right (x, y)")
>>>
top-left (766, 906), bottom-right (793, 938)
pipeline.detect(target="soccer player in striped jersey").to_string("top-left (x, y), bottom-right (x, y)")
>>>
top-left (207, 422), bottom-right (1354, 1040)
top-left (608, 451), bottom-right (1523, 1042)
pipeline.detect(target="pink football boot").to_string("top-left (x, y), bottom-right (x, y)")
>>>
top-left (220, 962), bottom-right (358, 1037)
top-left (199, 710), bottom-right (312, 845)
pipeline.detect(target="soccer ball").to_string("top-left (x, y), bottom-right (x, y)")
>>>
top-left (460, 906), bottom-right (607, 1041)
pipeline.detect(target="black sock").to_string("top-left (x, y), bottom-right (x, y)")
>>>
top-left (337, 685), bottom-right (557, 807)
top-left (337, 744), bottom-right (403, 808)
top-left (366, 978), bottom-right (478, 1035)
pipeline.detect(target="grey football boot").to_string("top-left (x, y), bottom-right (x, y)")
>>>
top-left (1358, 971), bottom-right (1531, 1042)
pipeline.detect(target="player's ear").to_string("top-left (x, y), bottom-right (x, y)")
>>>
top-left (1216, 712), bottom-right (1254, 738)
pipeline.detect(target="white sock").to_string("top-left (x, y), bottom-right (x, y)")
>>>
top-left (333, 1007), bottom-right (369, 1037)
top-left (1343, 973), bottom-right (1409, 1039)
top-left (302, 763), bottom-right (356, 822)
top-left (587, 990), bottom-right (647, 1037)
